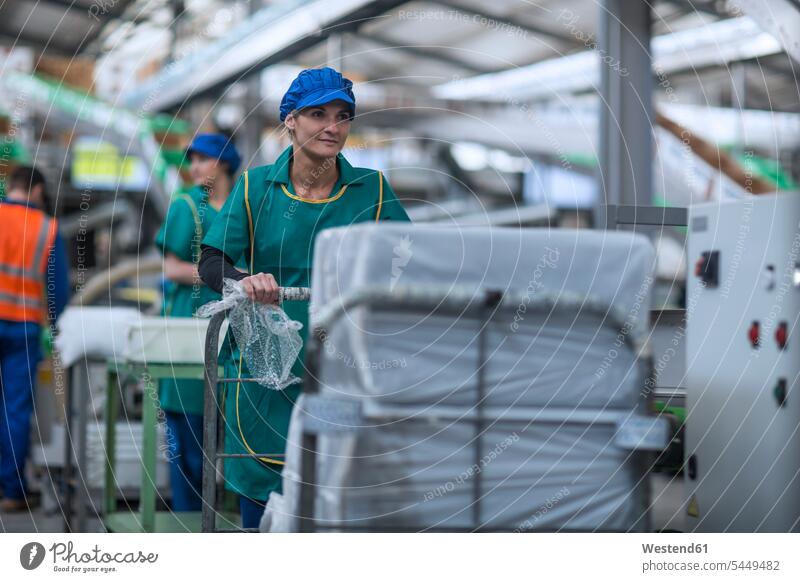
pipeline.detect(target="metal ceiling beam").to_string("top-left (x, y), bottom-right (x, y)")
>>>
top-left (429, 0), bottom-right (585, 48)
top-left (34, 0), bottom-right (93, 13)
top-left (731, 0), bottom-right (800, 64)
top-left (408, 101), bottom-right (800, 158)
top-left (434, 16), bottom-right (782, 101)
top-left (0, 32), bottom-right (51, 53)
top-left (652, 1), bottom-right (691, 25)
top-left (0, 29), bottom-right (76, 55)
top-left (660, 0), bottom-right (724, 18)
top-left (124, 0), bottom-right (409, 112)
top-left (432, 203), bottom-right (555, 227)
top-left (0, 0), bottom-right (134, 56)
top-left (0, 1), bottom-right (135, 56)
top-left (409, 104), bottom-right (597, 158)
top-left (358, 32), bottom-right (493, 74)
top-left (75, 0), bottom-right (132, 54)
top-left (757, 53), bottom-right (800, 78)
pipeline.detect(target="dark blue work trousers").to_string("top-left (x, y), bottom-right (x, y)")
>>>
top-left (0, 321), bottom-right (41, 501)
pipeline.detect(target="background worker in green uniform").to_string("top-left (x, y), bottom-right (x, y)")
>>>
top-left (155, 133), bottom-right (241, 512)
top-left (199, 67), bottom-right (410, 528)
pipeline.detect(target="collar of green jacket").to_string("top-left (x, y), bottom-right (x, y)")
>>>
top-left (265, 145), bottom-right (367, 188)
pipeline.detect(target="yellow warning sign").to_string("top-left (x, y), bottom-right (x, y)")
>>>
top-left (687, 494), bottom-right (699, 518)
top-left (70, 138), bottom-right (148, 190)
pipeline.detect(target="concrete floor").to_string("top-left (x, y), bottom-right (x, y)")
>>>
top-left (0, 487), bottom-right (105, 533)
top-left (1, 472), bottom-right (687, 533)
top-left (0, 506), bottom-right (102, 533)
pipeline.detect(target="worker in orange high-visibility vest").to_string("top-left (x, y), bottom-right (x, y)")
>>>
top-left (0, 166), bottom-right (68, 512)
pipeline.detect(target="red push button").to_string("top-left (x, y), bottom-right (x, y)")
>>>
top-left (695, 250), bottom-right (720, 287)
top-left (776, 321), bottom-right (788, 350)
top-left (749, 321), bottom-right (760, 348)
top-left (695, 258), bottom-right (705, 277)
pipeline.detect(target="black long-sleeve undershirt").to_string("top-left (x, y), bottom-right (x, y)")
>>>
top-left (198, 244), bottom-right (247, 294)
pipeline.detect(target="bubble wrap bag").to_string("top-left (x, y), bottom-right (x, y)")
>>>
top-left (198, 279), bottom-right (303, 389)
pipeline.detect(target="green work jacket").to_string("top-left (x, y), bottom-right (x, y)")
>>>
top-left (202, 145), bottom-right (410, 500)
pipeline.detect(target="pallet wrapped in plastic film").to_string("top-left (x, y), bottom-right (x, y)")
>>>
top-left (262, 225), bottom-right (668, 532)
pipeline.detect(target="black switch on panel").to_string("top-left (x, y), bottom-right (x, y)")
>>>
top-left (695, 250), bottom-right (720, 287)
top-left (774, 378), bottom-right (788, 408)
top-left (687, 455), bottom-right (698, 480)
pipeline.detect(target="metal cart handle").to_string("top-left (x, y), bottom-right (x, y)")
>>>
top-left (279, 286), bottom-right (311, 302)
top-left (201, 285), bottom-right (310, 532)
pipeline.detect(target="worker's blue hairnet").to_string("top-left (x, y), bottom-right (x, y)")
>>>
top-left (279, 67), bottom-right (356, 122)
top-left (186, 133), bottom-right (242, 175)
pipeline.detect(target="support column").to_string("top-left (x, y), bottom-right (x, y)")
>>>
top-left (597, 0), bottom-right (653, 226)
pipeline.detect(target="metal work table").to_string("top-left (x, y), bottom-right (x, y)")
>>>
top-left (102, 359), bottom-right (238, 533)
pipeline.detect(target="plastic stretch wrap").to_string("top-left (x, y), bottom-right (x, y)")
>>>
top-left (56, 307), bottom-right (142, 367)
top-left (264, 225), bottom-right (658, 532)
top-left (198, 279), bottom-right (302, 389)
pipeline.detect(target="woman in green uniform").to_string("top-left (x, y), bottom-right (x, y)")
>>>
top-left (155, 133), bottom-right (241, 512)
top-left (199, 67), bottom-right (410, 528)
